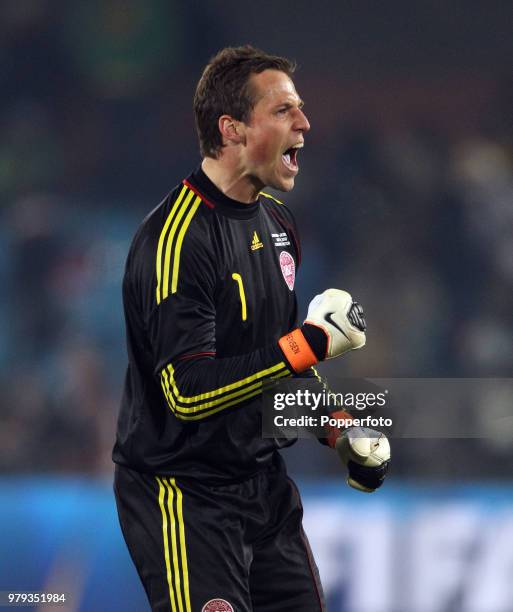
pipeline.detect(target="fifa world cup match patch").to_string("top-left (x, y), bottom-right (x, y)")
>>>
top-left (202, 599), bottom-right (234, 612)
top-left (279, 250), bottom-right (295, 290)
top-left (271, 231), bottom-right (291, 247)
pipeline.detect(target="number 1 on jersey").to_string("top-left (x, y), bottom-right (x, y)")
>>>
top-left (231, 273), bottom-right (247, 321)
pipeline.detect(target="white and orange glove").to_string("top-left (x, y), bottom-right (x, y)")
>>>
top-left (278, 289), bottom-right (366, 373)
top-left (278, 290), bottom-right (390, 492)
top-left (323, 412), bottom-right (391, 492)
top-left (336, 425), bottom-right (390, 492)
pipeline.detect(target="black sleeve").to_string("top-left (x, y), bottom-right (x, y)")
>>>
top-left (298, 366), bottom-right (350, 446)
top-left (138, 216), bottom-right (292, 422)
top-left (297, 366), bottom-right (338, 411)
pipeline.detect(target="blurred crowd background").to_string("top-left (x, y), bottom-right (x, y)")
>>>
top-left (1, 0), bottom-right (512, 479)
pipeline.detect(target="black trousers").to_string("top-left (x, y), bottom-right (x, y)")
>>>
top-left (114, 456), bottom-right (326, 612)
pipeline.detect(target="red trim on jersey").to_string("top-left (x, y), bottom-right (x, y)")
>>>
top-left (176, 351), bottom-right (216, 361)
top-left (182, 179), bottom-right (216, 209)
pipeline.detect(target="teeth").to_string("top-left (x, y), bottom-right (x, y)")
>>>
top-left (283, 153), bottom-right (291, 164)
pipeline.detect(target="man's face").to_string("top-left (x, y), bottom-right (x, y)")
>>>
top-left (241, 69), bottom-right (310, 192)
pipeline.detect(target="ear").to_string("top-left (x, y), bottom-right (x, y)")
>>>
top-left (218, 115), bottom-right (246, 146)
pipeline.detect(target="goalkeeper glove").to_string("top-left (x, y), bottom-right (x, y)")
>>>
top-left (323, 411), bottom-right (390, 492)
top-left (335, 425), bottom-right (390, 492)
top-left (279, 289), bottom-right (366, 373)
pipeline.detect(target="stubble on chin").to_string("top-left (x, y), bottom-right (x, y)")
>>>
top-left (275, 173), bottom-right (295, 192)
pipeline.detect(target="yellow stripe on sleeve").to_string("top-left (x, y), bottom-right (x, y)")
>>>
top-left (161, 367), bottom-right (290, 420)
top-left (165, 377), bottom-right (261, 413)
top-left (156, 185), bottom-right (188, 305)
top-left (161, 370), bottom-right (174, 412)
top-left (166, 370), bottom-right (281, 414)
top-left (173, 388), bottom-right (262, 421)
top-left (162, 190), bottom-right (196, 301)
top-left (171, 195), bottom-right (202, 294)
top-left (166, 361), bottom-right (288, 405)
top-left (159, 360), bottom-right (290, 420)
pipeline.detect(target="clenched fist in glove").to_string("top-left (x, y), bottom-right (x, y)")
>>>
top-left (324, 412), bottom-right (391, 492)
top-left (335, 426), bottom-right (391, 492)
top-left (278, 289), bottom-right (366, 372)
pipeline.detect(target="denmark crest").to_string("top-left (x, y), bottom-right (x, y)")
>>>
top-left (201, 599), bottom-right (234, 612)
top-left (279, 251), bottom-right (295, 291)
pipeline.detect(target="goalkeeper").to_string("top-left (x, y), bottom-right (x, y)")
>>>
top-left (113, 45), bottom-right (390, 612)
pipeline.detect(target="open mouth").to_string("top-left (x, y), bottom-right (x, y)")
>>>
top-left (281, 144), bottom-right (303, 173)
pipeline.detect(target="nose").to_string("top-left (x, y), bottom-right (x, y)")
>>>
top-left (296, 108), bottom-right (311, 132)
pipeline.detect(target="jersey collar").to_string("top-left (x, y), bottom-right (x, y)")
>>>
top-left (186, 166), bottom-right (261, 220)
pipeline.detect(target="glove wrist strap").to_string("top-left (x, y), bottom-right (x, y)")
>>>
top-left (324, 409), bottom-right (354, 448)
top-left (278, 328), bottom-right (318, 373)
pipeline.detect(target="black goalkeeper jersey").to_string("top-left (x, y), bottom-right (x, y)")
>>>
top-left (113, 166), bottom-right (315, 483)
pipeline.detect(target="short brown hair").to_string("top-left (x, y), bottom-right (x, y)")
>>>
top-left (193, 45), bottom-right (296, 158)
